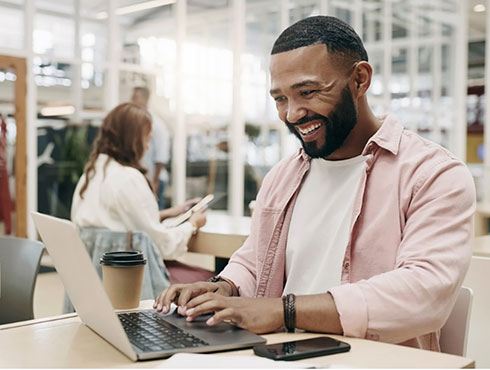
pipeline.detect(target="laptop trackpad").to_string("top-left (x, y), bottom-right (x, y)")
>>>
top-left (162, 312), bottom-right (259, 345)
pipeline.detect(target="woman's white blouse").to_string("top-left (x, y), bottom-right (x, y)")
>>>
top-left (71, 154), bottom-right (193, 260)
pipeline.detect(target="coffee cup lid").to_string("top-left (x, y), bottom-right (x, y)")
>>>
top-left (100, 251), bottom-right (147, 267)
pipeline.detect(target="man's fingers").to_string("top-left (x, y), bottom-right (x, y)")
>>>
top-left (158, 285), bottom-right (183, 312)
top-left (185, 292), bottom-right (218, 311)
top-left (206, 307), bottom-right (237, 327)
top-left (185, 294), bottom-right (227, 320)
top-left (177, 284), bottom-right (210, 309)
top-left (153, 287), bottom-right (169, 308)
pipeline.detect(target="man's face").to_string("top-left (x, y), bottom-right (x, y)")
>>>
top-left (269, 44), bottom-right (358, 159)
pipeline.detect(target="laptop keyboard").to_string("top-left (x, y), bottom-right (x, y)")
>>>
top-left (118, 311), bottom-right (209, 352)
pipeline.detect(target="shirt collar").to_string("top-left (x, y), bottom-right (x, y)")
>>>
top-left (297, 114), bottom-right (404, 160)
top-left (362, 114), bottom-right (403, 156)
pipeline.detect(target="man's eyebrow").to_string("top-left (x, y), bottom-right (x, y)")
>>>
top-left (290, 80), bottom-right (323, 90)
top-left (270, 80), bottom-right (333, 95)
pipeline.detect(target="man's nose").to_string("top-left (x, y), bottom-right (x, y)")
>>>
top-left (286, 101), bottom-right (307, 124)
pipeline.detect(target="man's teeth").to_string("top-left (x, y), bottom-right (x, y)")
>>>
top-left (298, 122), bottom-right (321, 134)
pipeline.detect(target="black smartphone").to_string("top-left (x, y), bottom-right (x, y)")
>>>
top-left (253, 336), bottom-right (351, 361)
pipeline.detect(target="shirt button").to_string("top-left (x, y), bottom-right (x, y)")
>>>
top-left (343, 262), bottom-right (350, 269)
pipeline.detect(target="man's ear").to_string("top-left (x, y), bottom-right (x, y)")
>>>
top-left (353, 61), bottom-right (372, 98)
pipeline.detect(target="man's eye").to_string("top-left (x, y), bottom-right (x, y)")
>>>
top-left (300, 90), bottom-right (316, 97)
top-left (274, 96), bottom-right (286, 103)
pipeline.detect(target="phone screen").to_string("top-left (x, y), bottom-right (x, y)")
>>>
top-left (253, 336), bottom-right (350, 361)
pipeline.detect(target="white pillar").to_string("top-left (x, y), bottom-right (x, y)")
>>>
top-left (431, 13), bottom-right (442, 145)
top-left (483, 0), bottom-right (490, 202)
top-left (353, 0), bottom-right (363, 38)
top-left (366, 10), bottom-right (375, 43)
top-left (172, 0), bottom-right (187, 205)
top-left (279, 0), bottom-right (290, 159)
top-left (280, 0), bottom-right (289, 33)
top-left (25, 0), bottom-right (37, 239)
top-left (229, 0), bottom-right (245, 217)
top-left (408, 3), bottom-right (418, 132)
top-left (105, 0), bottom-right (119, 111)
top-left (453, 0), bottom-right (468, 161)
top-left (382, 0), bottom-right (392, 111)
top-left (319, 0), bottom-right (329, 15)
top-left (72, 0), bottom-right (82, 121)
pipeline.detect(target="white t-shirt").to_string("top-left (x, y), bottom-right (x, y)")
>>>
top-left (71, 154), bottom-right (192, 260)
top-left (283, 155), bottom-right (367, 295)
top-left (141, 112), bottom-right (170, 182)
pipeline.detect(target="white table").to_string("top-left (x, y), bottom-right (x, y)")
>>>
top-left (473, 234), bottom-right (490, 258)
top-left (188, 213), bottom-right (251, 259)
top-left (0, 300), bottom-right (475, 368)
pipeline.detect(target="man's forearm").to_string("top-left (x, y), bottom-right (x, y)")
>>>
top-left (294, 293), bottom-right (343, 334)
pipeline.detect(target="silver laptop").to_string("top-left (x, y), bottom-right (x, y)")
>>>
top-left (32, 212), bottom-right (265, 361)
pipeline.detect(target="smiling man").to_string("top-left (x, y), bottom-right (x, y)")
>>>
top-left (154, 16), bottom-right (476, 351)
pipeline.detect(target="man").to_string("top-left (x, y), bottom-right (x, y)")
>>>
top-left (154, 16), bottom-right (475, 351)
top-left (131, 87), bottom-right (170, 209)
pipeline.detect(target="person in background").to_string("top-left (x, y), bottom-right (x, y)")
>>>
top-left (131, 86), bottom-right (170, 209)
top-left (71, 102), bottom-right (205, 261)
top-left (154, 16), bottom-right (476, 352)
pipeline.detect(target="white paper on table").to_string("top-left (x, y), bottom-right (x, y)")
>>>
top-left (157, 353), bottom-right (332, 369)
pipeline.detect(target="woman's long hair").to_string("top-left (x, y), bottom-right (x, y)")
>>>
top-left (79, 102), bottom-right (152, 198)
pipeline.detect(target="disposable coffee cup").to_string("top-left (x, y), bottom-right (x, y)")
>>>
top-left (100, 251), bottom-right (147, 309)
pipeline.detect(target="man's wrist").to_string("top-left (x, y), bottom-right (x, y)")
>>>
top-left (282, 293), bottom-right (296, 332)
top-left (207, 276), bottom-right (238, 296)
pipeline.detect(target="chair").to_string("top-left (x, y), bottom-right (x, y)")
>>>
top-left (439, 286), bottom-right (473, 356)
top-left (63, 228), bottom-right (171, 313)
top-left (463, 256), bottom-right (490, 367)
top-left (0, 236), bottom-right (44, 324)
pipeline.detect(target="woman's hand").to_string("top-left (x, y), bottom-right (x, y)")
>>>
top-left (189, 209), bottom-right (207, 229)
top-left (177, 198), bottom-right (201, 215)
top-left (159, 198), bottom-right (200, 221)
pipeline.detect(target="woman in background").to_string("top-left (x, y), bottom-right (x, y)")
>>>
top-left (71, 102), bottom-right (206, 261)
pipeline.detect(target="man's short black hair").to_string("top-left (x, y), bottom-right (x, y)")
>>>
top-left (271, 16), bottom-right (368, 64)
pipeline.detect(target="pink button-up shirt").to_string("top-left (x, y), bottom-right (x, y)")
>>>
top-left (220, 115), bottom-right (476, 351)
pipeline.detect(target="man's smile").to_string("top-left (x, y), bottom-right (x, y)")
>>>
top-left (292, 119), bottom-right (325, 141)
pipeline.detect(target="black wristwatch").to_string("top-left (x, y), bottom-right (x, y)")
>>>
top-left (207, 275), bottom-right (224, 283)
top-left (207, 276), bottom-right (238, 296)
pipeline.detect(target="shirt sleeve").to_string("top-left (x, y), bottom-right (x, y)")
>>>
top-left (329, 159), bottom-right (476, 344)
top-left (109, 169), bottom-right (192, 260)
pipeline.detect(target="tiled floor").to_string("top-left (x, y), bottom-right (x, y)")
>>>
top-left (32, 252), bottom-right (215, 319)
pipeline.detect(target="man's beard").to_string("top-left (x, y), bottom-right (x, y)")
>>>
top-left (286, 84), bottom-right (358, 159)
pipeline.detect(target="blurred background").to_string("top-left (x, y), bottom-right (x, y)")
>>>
top-left (0, 0), bottom-right (488, 238)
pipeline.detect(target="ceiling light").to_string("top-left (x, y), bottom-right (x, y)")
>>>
top-left (95, 0), bottom-right (175, 19)
top-left (41, 106), bottom-right (75, 117)
top-left (473, 4), bottom-right (486, 12)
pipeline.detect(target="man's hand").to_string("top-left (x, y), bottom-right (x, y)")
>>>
top-left (183, 294), bottom-right (283, 334)
top-left (153, 281), bottom-right (233, 314)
